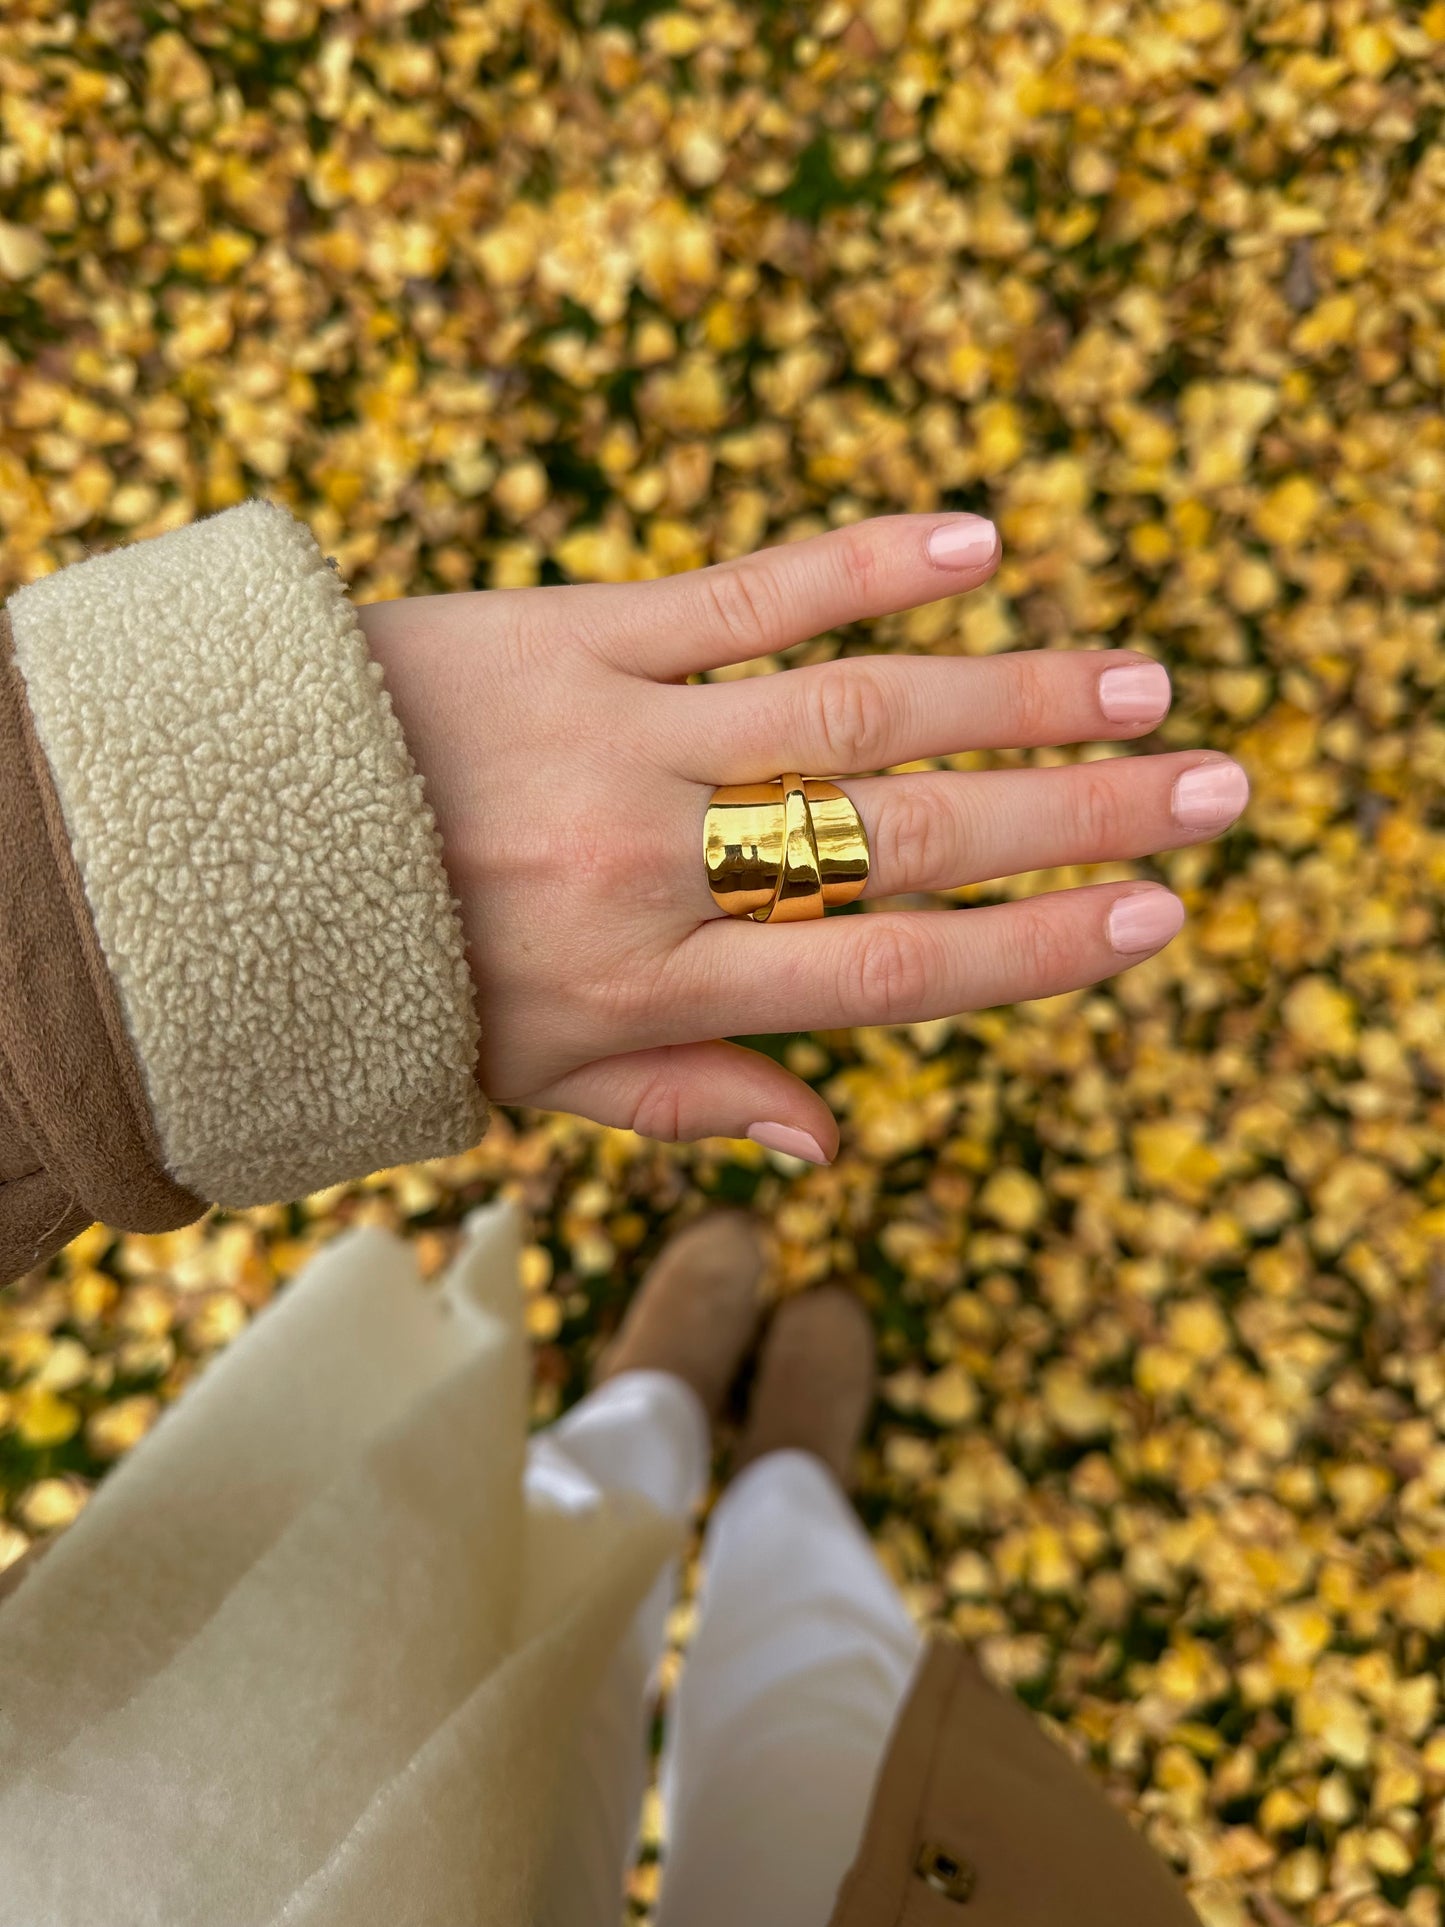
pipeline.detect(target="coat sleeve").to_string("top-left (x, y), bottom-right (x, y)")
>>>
top-left (0, 501), bottom-right (488, 1288)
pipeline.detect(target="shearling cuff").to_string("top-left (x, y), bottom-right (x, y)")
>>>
top-left (5, 502), bottom-right (488, 1210)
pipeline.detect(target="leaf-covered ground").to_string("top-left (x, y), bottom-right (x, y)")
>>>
top-left (2, 1), bottom-right (1445, 1920)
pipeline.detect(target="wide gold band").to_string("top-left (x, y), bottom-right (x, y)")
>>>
top-left (704, 775), bottom-right (870, 922)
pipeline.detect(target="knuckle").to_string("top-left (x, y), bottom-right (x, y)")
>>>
top-left (847, 921), bottom-right (931, 1024)
top-left (810, 661), bottom-right (891, 771)
top-left (1007, 654), bottom-right (1052, 742)
top-left (627, 1063), bottom-right (687, 1143)
top-left (492, 583), bottom-right (630, 683)
top-left (831, 525), bottom-right (882, 603)
top-left (698, 558), bottom-right (779, 657)
top-left (473, 588), bottom-right (545, 674)
top-left (553, 583), bottom-right (632, 665)
top-left (878, 786), bottom-right (954, 890)
top-left (1074, 767), bottom-right (1123, 853)
top-left (569, 814), bottom-right (635, 895)
top-left (1012, 903), bottom-right (1072, 987)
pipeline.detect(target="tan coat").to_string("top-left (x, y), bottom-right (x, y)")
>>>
top-left (0, 503), bottom-right (1199, 1925)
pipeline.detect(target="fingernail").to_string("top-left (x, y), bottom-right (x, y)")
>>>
top-left (1098, 660), bottom-right (1171, 724)
top-left (1108, 889), bottom-right (1185, 955)
top-left (1171, 761), bottom-right (1250, 832)
top-left (747, 1122), bottom-right (831, 1166)
top-left (926, 515), bottom-right (998, 569)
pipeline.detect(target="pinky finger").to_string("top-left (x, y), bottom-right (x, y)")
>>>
top-left (527, 1040), bottom-right (840, 1166)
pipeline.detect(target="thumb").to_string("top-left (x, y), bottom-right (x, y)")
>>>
top-left (526, 1041), bottom-right (838, 1166)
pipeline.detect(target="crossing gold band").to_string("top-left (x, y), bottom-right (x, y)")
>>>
top-left (704, 775), bottom-right (870, 922)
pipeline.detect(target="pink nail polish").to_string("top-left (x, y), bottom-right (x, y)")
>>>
top-left (747, 1122), bottom-right (831, 1166)
top-left (1107, 889), bottom-right (1184, 955)
top-left (926, 516), bottom-right (998, 569)
top-left (1172, 762), bottom-right (1250, 832)
top-left (1098, 661), bottom-right (1171, 724)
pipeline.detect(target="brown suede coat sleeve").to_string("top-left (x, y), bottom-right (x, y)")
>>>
top-left (0, 608), bottom-right (207, 1286)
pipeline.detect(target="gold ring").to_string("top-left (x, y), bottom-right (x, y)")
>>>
top-left (758, 773), bottom-right (822, 923)
top-left (704, 775), bottom-right (869, 922)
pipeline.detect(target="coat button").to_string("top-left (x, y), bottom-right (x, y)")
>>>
top-left (914, 1842), bottom-right (976, 1903)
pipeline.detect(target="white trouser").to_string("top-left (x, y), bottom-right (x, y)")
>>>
top-left (527, 1371), bottom-right (924, 1927)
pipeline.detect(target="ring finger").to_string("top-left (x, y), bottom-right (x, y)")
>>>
top-left (838, 750), bottom-right (1250, 902)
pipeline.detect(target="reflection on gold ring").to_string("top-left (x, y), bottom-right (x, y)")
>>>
top-left (703, 775), bottom-right (869, 921)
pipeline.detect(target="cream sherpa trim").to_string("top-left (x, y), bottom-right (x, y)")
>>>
top-left (7, 502), bottom-right (487, 1206)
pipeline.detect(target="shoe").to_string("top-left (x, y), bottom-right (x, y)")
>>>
top-left (733, 1287), bottom-right (876, 1490)
top-left (593, 1211), bottom-right (769, 1421)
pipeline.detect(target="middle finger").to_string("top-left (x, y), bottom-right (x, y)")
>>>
top-left (666, 647), bottom-right (1174, 783)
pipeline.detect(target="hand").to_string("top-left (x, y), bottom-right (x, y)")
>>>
top-left (357, 513), bottom-right (1248, 1164)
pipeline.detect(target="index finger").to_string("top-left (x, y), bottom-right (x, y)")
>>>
top-left (587, 511), bottom-right (1003, 679)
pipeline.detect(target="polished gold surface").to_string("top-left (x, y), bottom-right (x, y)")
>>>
top-left (702, 779), bottom-right (788, 918)
top-left (756, 773), bottom-right (823, 922)
top-left (703, 774), bottom-right (870, 921)
top-left (801, 779), bottom-right (870, 908)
